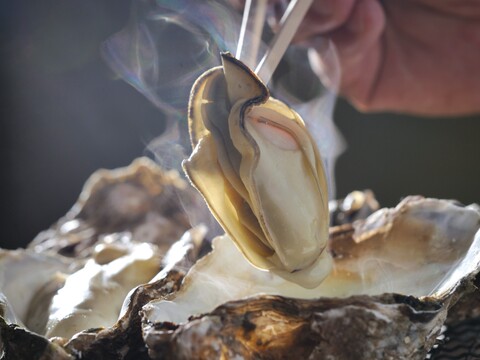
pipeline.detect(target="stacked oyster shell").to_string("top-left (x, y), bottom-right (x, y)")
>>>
top-left (0, 158), bottom-right (207, 358)
top-left (0, 157), bottom-right (479, 359)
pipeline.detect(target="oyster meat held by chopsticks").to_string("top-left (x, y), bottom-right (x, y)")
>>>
top-left (183, 52), bottom-right (331, 288)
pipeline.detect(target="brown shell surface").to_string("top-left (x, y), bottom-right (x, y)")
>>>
top-left (28, 157), bottom-right (194, 258)
top-left (142, 293), bottom-right (447, 360)
top-left (138, 197), bottom-right (480, 360)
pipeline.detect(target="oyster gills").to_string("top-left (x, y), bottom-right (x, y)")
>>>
top-left (184, 53), bottom-right (331, 288)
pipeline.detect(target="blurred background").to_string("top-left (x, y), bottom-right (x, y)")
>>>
top-left (2, 0), bottom-right (480, 249)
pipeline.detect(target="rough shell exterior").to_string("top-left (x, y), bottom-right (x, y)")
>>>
top-left (142, 293), bottom-right (448, 360)
top-left (28, 157), bottom-right (196, 258)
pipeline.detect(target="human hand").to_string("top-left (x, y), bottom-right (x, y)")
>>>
top-left (234, 0), bottom-right (480, 117)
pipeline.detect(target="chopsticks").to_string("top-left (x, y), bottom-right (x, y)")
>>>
top-left (236, 0), bottom-right (268, 68)
top-left (236, 0), bottom-right (314, 84)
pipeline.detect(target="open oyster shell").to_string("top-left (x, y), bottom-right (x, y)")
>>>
top-left (28, 157), bottom-right (195, 258)
top-left (142, 197), bottom-right (480, 359)
top-left (0, 249), bottom-right (74, 331)
top-left (0, 226), bottom-right (207, 360)
top-left (0, 159), bottom-right (209, 359)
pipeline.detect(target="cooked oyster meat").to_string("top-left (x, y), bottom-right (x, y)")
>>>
top-left (184, 53), bottom-right (331, 288)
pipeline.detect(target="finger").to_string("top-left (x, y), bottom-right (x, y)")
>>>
top-left (273, 0), bottom-right (358, 42)
top-left (312, 0), bottom-right (385, 105)
top-left (330, 0), bottom-right (384, 58)
top-left (231, 0), bottom-right (357, 43)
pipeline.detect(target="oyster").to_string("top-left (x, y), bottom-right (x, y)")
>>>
top-left (143, 197), bottom-right (480, 359)
top-left (45, 240), bottom-right (161, 340)
top-left (0, 160), bottom-right (209, 357)
top-left (0, 225), bottom-right (208, 360)
top-left (184, 52), bottom-right (331, 288)
top-left (0, 249), bottom-right (74, 331)
top-left (28, 157), bottom-right (194, 258)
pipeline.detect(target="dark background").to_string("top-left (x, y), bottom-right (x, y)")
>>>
top-left (2, 0), bottom-right (479, 249)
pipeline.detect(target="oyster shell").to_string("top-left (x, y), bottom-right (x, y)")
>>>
top-left (28, 157), bottom-right (194, 258)
top-left (57, 226), bottom-right (207, 360)
top-left (142, 197), bottom-right (480, 359)
top-left (184, 53), bottom-right (331, 288)
top-left (0, 160), bottom-right (209, 359)
top-left (329, 190), bottom-right (380, 226)
top-left (0, 249), bottom-right (74, 331)
top-left (0, 226), bottom-right (205, 360)
top-left (144, 293), bottom-right (448, 360)
top-left (45, 240), bottom-right (162, 340)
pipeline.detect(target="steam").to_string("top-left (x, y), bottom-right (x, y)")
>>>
top-left (102, 0), bottom-right (344, 227)
top-left (102, 0), bottom-right (241, 123)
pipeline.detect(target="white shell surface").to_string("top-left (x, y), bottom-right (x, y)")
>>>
top-left (0, 250), bottom-right (72, 327)
top-left (144, 198), bottom-right (480, 324)
top-left (46, 242), bottom-right (161, 339)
